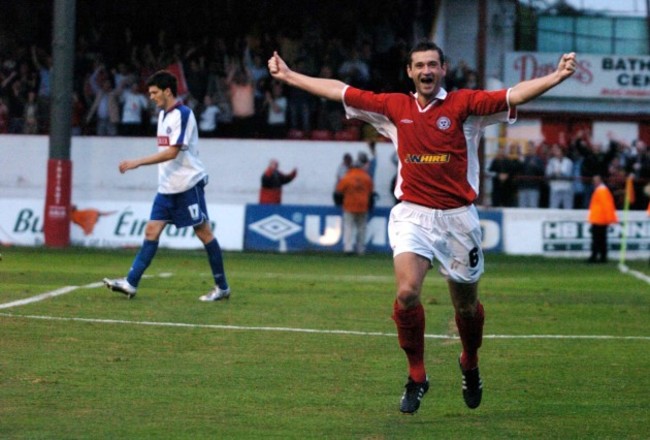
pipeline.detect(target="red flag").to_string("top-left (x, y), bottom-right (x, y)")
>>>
top-left (165, 61), bottom-right (189, 98)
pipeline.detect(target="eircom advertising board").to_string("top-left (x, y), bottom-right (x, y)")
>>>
top-left (0, 198), bottom-right (245, 250)
top-left (243, 204), bottom-right (504, 253)
top-left (0, 198), bottom-right (503, 253)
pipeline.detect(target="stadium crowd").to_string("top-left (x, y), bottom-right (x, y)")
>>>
top-left (0, 22), bottom-right (429, 140)
top-left (0, 4), bottom-right (648, 211)
top-left (488, 130), bottom-right (650, 211)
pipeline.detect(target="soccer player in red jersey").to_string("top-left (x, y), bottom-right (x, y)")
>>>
top-left (269, 41), bottom-right (576, 413)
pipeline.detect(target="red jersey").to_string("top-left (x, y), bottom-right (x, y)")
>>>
top-left (343, 86), bottom-right (516, 209)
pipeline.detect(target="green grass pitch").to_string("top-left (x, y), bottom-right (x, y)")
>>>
top-left (1, 246), bottom-right (649, 439)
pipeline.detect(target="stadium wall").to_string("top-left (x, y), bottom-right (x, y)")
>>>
top-left (0, 135), bottom-right (397, 207)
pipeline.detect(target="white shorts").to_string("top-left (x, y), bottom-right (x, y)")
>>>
top-left (388, 202), bottom-right (484, 283)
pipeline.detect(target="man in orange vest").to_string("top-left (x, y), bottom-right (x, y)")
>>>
top-left (587, 175), bottom-right (618, 263)
top-left (336, 160), bottom-right (374, 255)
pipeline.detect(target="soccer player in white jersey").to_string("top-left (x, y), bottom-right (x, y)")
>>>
top-left (269, 42), bottom-right (577, 413)
top-left (103, 70), bottom-right (230, 302)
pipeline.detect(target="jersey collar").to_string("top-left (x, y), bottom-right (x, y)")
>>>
top-left (163, 101), bottom-right (182, 116)
top-left (411, 88), bottom-right (448, 111)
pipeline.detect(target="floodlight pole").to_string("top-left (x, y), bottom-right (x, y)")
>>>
top-left (44, 0), bottom-right (76, 247)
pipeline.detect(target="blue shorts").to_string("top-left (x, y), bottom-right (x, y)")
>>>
top-left (150, 181), bottom-right (209, 228)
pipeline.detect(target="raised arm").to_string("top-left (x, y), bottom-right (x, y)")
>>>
top-left (508, 52), bottom-right (577, 106)
top-left (268, 51), bottom-right (346, 102)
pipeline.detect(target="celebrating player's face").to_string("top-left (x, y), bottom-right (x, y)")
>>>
top-left (407, 50), bottom-right (446, 101)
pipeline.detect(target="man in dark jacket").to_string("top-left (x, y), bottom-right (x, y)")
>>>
top-left (259, 159), bottom-right (297, 204)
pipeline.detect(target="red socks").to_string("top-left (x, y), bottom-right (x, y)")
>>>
top-left (455, 302), bottom-right (485, 371)
top-left (392, 300), bottom-right (426, 383)
top-left (392, 300), bottom-right (485, 379)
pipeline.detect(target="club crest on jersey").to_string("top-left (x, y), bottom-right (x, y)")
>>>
top-left (404, 153), bottom-right (450, 164)
top-left (158, 136), bottom-right (170, 146)
top-left (436, 116), bottom-right (451, 130)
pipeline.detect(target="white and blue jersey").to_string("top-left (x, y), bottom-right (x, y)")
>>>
top-left (156, 103), bottom-right (207, 194)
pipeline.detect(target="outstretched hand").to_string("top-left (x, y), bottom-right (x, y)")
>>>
top-left (267, 50), bottom-right (346, 102)
top-left (557, 52), bottom-right (577, 81)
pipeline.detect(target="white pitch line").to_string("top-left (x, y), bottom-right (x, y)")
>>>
top-left (618, 264), bottom-right (650, 285)
top-left (0, 286), bottom-right (80, 310)
top-left (0, 273), bottom-right (174, 310)
top-left (0, 312), bottom-right (649, 341)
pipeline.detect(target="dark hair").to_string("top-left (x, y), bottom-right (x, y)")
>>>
top-left (146, 70), bottom-right (178, 96)
top-left (407, 41), bottom-right (445, 66)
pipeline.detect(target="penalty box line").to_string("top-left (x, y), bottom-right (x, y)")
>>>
top-left (1, 312), bottom-right (649, 341)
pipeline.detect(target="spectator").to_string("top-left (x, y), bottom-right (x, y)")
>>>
top-left (336, 152), bottom-right (353, 183)
top-left (205, 62), bottom-right (233, 137)
top-left (226, 61), bottom-right (256, 138)
top-left (546, 144), bottom-right (574, 209)
top-left (447, 59), bottom-right (473, 90)
top-left (335, 160), bottom-right (374, 255)
top-left (359, 141), bottom-right (377, 181)
top-left (338, 47), bottom-right (371, 89)
top-left (489, 144), bottom-right (518, 207)
top-left (86, 65), bottom-right (120, 136)
top-left (313, 64), bottom-right (344, 133)
top-left (587, 175), bottom-right (618, 263)
top-left (287, 58), bottom-right (314, 134)
top-left (196, 94), bottom-right (220, 138)
top-left (607, 156), bottom-right (628, 209)
top-left (6, 80), bottom-right (26, 134)
top-left (118, 81), bottom-right (149, 136)
top-left (184, 56), bottom-right (208, 105)
top-left (263, 80), bottom-right (288, 139)
top-left (70, 91), bottom-right (86, 136)
top-left (30, 45), bottom-right (51, 132)
top-left (259, 159), bottom-right (297, 204)
top-left (111, 62), bottom-right (134, 92)
top-left (245, 49), bottom-right (270, 124)
top-left (573, 131), bottom-right (617, 208)
top-left (516, 142), bottom-right (545, 208)
top-left (626, 139), bottom-right (650, 210)
top-left (23, 90), bottom-right (39, 134)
